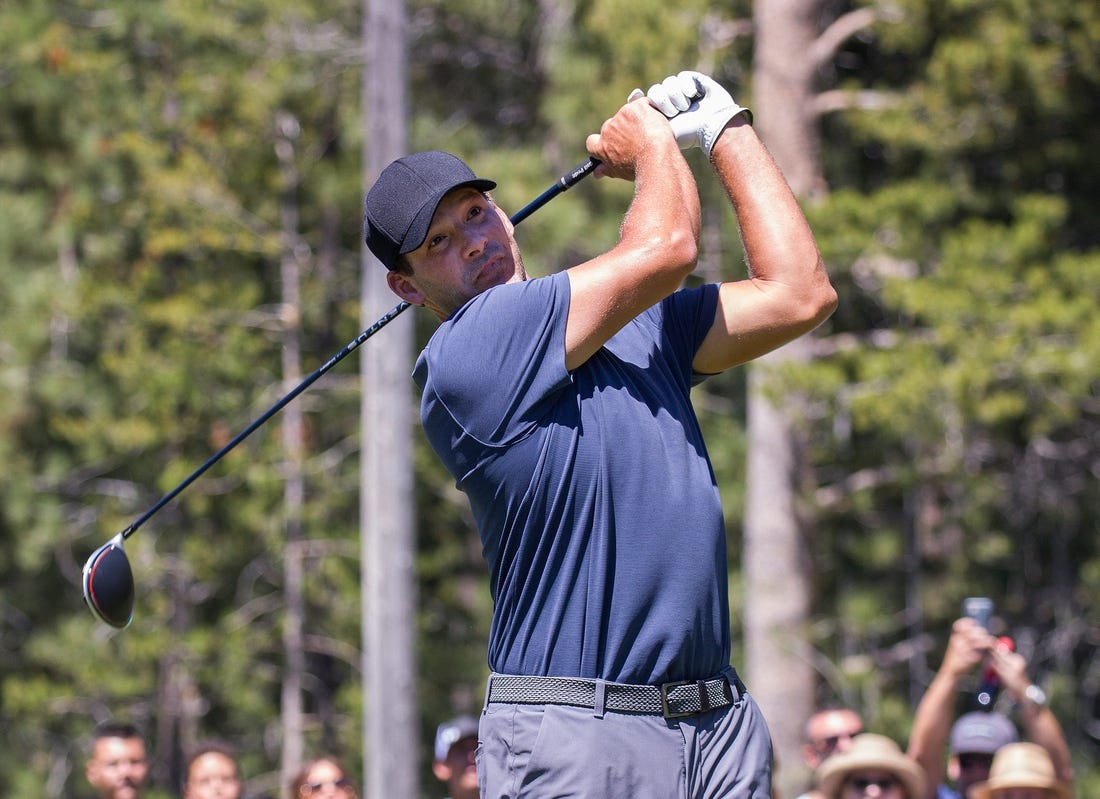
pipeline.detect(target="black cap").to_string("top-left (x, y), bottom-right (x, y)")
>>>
top-left (364, 151), bottom-right (497, 270)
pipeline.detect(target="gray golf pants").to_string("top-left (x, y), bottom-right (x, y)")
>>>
top-left (476, 671), bottom-right (773, 798)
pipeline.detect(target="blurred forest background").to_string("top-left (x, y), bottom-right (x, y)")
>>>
top-left (1, 0), bottom-right (1097, 797)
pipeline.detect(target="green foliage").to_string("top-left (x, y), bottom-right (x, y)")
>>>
top-left (794, 0), bottom-right (1099, 780)
top-left (2, 0), bottom-right (365, 793)
top-left (2, 0), bottom-right (1099, 794)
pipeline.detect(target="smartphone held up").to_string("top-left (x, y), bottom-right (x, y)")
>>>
top-left (962, 597), bottom-right (1014, 709)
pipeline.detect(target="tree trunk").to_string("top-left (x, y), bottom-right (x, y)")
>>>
top-left (745, 0), bottom-right (827, 795)
top-left (277, 110), bottom-right (308, 789)
top-left (362, 1), bottom-right (418, 797)
top-left (155, 565), bottom-right (192, 794)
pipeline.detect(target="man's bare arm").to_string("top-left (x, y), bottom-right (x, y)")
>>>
top-left (564, 97), bottom-right (701, 371)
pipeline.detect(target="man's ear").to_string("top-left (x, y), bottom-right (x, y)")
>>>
top-left (947, 755), bottom-right (960, 782)
top-left (432, 760), bottom-right (452, 783)
top-left (386, 270), bottom-right (425, 305)
top-left (802, 743), bottom-right (821, 770)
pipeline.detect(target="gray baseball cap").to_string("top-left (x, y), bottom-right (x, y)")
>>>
top-left (434, 714), bottom-right (479, 761)
top-left (950, 712), bottom-right (1019, 755)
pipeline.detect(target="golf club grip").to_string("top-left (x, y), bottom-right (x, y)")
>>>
top-left (509, 157), bottom-right (599, 225)
top-left (116, 156), bottom-right (598, 541)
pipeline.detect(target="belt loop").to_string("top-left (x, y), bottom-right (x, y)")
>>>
top-left (697, 679), bottom-right (711, 712)
top-left (722, 666), bottom-right (743, 702)
top-left (593, 679), bottom-right (607, 719)
top-left (483, 673), bottom-right (494, 711)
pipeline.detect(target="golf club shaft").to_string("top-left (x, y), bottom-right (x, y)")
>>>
top-left (509, 156), bottom-right (598, 225)
top-left (118, 155), bottom-right (598, 541)
top-left (119, 299), bottom-right (409, 540)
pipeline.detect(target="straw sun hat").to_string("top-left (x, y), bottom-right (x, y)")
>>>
top-left (968, 742), bottom-right (1072, 799)
top-left (818, 733), bottom-right (926, 798)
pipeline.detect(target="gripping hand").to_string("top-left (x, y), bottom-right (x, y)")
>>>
top-left (632, 71), bottom-right (751, 158)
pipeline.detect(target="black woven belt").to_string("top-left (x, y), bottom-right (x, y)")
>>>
top-left (486, 673), bottom-right (740, 720)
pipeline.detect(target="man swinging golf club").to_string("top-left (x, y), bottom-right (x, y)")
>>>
top-left (80, 153), bottom-right (597, 629)
top-left (365, 70), bottom-right (837, 798)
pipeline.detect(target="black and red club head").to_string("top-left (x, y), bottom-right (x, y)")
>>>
top-left (82, 535), bottom-right (135, 628)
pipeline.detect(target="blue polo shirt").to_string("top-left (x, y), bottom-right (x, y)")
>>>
top-left (413, 271), bottom-right (727, 685)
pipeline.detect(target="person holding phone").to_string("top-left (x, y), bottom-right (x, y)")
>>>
top-left (906, 604), bottom-right (1074, 799)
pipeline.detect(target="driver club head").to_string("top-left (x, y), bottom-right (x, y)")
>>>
top-left (82, 534), bottom-right (135, 628)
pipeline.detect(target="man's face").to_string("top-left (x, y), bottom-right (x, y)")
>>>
top-left (950, 751), bottom-right (995, 795)
top-left (432, 735), bottom-right (478, 799)
top-left (183, 752), bottom-right (241, 799)
top-left (86, 736), bottom-right (149, 799)
top-left (389, 188), bottom-right (525, 320)
top-left (839, 769), bottom-right (904, 798)
top-left (803, 710), bottom-right (864, 769)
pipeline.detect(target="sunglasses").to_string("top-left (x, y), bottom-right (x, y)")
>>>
top-left (847, 775), bottom-right (900, 792)
top-left (958, 753), bottom-right (995, 772)
top-left (812, 729), bottom-right (863, 756)
top-left (301, 777), bottom-right (351, 794)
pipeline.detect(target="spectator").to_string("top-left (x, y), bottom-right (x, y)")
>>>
top-left (85, 721), bottom-right (150, 799)
top-left (432, 715), bottom-right (479, 799)
top-left (817, 734), bottom-right (926, 799)
top-left (794, 707), bottom-right (865, 799)
top-left (968, 742), bottom-right (1072, 799)
top-left (183, 740), bottom-right (241, 799)
top-left (907, 617), bottom-right (1074, 799)
top-left (944, 712), bottom-right (1018, 798)
top-left (287, 756), bottom-right (357, 799)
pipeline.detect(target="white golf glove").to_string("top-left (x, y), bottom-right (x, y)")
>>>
top-left (629, 71), bottom-right (751, 158)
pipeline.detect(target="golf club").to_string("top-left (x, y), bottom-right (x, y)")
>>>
top-left (82, 155), bottom-right (599, 628)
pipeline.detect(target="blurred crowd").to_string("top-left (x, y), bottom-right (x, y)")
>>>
top-left (83, 613), bottom-right (1073, 799)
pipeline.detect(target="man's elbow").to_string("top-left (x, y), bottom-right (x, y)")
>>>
top-left (811, 280), bottom-right (839, 326)
top-left (668, 227), bottom-right (699, 274)
top-left (641, 226), bottom-right (698, 279)
top-left (794, 258), bottom-right (838, 329)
